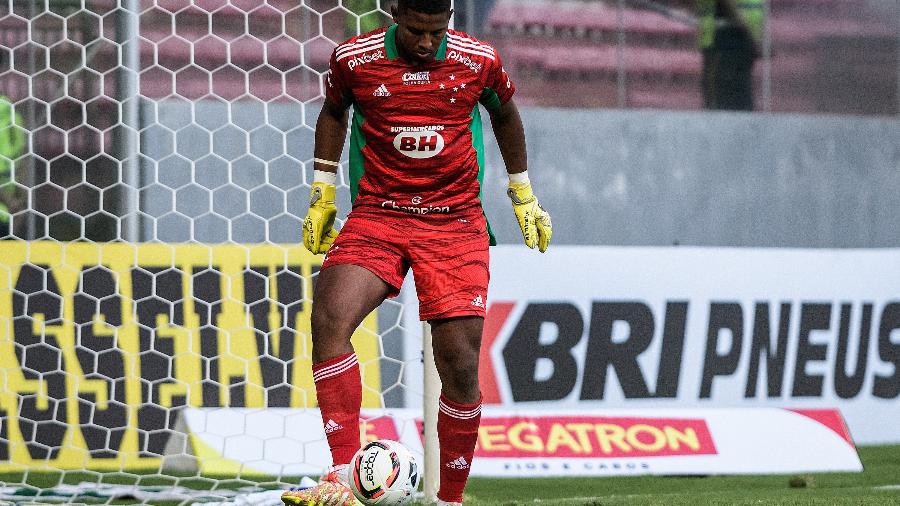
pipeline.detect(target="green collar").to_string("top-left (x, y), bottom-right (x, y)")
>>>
top-left (385, 24), bottom-right (448, 62)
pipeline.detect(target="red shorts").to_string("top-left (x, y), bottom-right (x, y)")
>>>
top-left (321, 207), bottom-right (490, 321)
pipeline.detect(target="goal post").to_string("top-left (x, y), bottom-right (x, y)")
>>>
top-left (0, 0), bottom-right (454, 502)
top-left (422, 321), bottom-right (441, 503)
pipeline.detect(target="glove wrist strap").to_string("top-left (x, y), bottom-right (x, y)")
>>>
top-left (508, 170), bottom-right (529, 185)
top-left (313, 169), bottom-right (337, 186)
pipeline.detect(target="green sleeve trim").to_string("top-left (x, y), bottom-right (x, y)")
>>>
top-left (470, 105), bottom-right (497, 246)
top-left (349, 107), bottom-right (367, 204)
top-left (479, 88), bottom-right (502, 111)
top-left (385, 24), bottom-right (399, 60)
top-left (435, 32), bottom-right (448, 61)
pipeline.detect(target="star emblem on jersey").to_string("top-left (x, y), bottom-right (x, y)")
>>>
top-left (372, 84), bottom-right (391, 97)
top-left (444, 77), bottom-right (464, 104)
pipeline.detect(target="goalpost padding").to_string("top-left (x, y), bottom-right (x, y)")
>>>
top-left (422, 322), bottom-right (441, 503)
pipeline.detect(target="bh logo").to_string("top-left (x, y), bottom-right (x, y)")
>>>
top-left (393, 130), bottom-right (445, 159)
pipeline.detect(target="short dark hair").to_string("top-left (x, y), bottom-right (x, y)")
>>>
top-left (397, 0), bottom-right (451, 14)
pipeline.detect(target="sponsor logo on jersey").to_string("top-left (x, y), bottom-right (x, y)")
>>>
top-left (347, 49), bottom-right (384, 70)
top-left (447, 50), bottom-right (483, 73)
top-left (393, 129), bottom-right (445, 159)
top-left (381, 200), bottom-right (451, 215)
top-left (502, 67), bottom-right (512, 88)
top-left (402, 71), bottom-right (431, 85)
top-left (373, 84), bottom-right (391, 97)
top-left (390, 125), bottom-right (445, 132)
top-left (472, 294), bottom-right (486, 309)
top-left (322, 244), bottom-right (338, 263)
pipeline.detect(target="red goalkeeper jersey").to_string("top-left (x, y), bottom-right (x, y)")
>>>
top-left (325, 25), bottom-right (515, 242)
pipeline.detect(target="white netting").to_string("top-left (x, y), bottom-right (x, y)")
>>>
top-left (0, 1), bottom-right (423, 503)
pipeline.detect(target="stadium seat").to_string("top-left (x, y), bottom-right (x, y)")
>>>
top-left (485, 0), bottom-right (898, 112)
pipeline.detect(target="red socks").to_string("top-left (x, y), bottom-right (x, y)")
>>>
top-left (437, 393), bottom-right (482, 503)
top-left (313, 352), bottom-right (362, 465)
top-left (315, 354), bottom-right (482, 502)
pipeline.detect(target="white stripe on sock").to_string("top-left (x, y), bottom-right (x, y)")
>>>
top-left (313, 353), bottom-right (358, 382)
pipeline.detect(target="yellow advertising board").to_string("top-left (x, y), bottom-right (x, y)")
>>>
top-left (0, 242), bottom-right (381, 471)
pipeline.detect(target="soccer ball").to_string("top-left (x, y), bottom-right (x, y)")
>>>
top-left (349, 439), bottom-right (420, 506)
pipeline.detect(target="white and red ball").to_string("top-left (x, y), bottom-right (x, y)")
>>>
top-left (349, 439), bottom-right (420, 506)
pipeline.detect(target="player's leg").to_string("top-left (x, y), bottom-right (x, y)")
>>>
top-left (311, 263), bottom-right (393, 465)
top-left (283, 265), bottom-right (392, 506)
top-left (409, 212), bottom-right (490, 505)
top-left (284, 212), bottom-right (408, 506)
top-left (701, 47), bottom-right (719, 109)
top-left (430, 316), bottom-right (484, 505)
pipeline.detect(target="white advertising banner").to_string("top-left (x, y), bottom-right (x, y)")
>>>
top-left (469, 246), bottom-right (900, 445)
top-left (183, 407), bottom-right (861, 477)
top-left (183, 408), bottom-right (425, 477)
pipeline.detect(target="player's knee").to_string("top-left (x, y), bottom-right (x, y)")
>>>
top-left (434, 335), bottom-right (478, 366)
top-left (310, 302), bottom-right (354, 350)
top-left (441, 368), bottom-right (480, 403)
top-left (434, 346), bottom-right (479, 397)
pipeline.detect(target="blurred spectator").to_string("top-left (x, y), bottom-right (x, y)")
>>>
top-left (452, 0), bottom-right (496, 36)
top-left (345, 0), bottom-right (390, 38)
top-left (343, 0), bottom-right (495, 40)
top-left (697, 0), bottom-right (765, 110)
top-left (0, 94), bottom-right (25, 238)
top-left (0, 49), bottom-right (25, 239)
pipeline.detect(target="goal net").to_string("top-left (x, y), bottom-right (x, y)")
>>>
top-left (0, 0), bottom-right (435, 503)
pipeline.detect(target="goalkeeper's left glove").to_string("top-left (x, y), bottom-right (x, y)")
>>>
top-left (302, 181), bottom-right (338, 254)
top-left (507, 180), bottom-right (552, 253)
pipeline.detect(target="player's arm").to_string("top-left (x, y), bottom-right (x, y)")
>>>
top-left (314, 97), bottom-right (350, 172)
top-left (489, 97), bottom-right (526, 174)
top-left (488, 98), bottom-right (552, 253)
top-left (304, 97), bottom-right (349, 254)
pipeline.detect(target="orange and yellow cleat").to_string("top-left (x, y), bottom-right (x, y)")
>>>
top-left (282, 465), bottom-right (361, 506)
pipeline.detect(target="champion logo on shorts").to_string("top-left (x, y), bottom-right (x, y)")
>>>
top-left (373, 84), bottom-right (391, 97)
top-left (446, 456), bottom-right (470, 469)
top-left (324, 419), bottom-right (343, 434)
top-left (471, 294), bottom-right (485, 309)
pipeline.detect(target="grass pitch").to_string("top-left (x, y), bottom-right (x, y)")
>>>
top-left (0, 445), bottom-right (897, 505)
top-left (463, 445), bottom-right (900, 505)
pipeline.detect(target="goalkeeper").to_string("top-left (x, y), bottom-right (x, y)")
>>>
top-left (283, 1), bottom-right (551, 505)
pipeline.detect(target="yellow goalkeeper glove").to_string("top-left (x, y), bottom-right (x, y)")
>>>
top-left (302, 181), bottom-right (338, 254)
top-left (507, 181), bottom-right (552, 253)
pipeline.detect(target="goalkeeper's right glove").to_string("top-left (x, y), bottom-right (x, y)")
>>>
top-left (507, 181), bottom-right (552, 253)
top-left (302, 181), bottom-right (338, 254)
